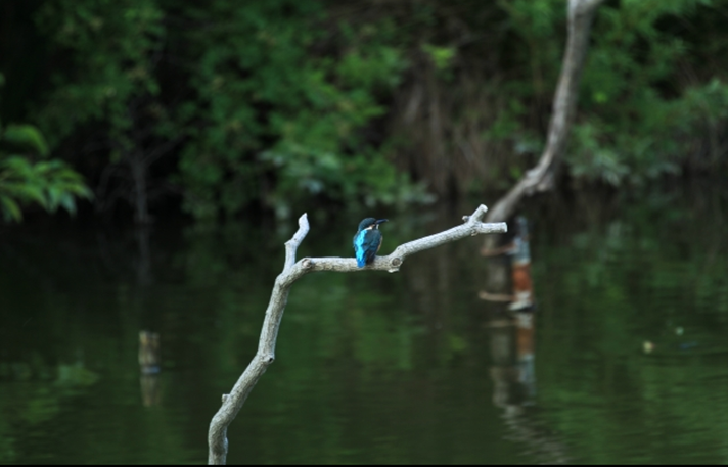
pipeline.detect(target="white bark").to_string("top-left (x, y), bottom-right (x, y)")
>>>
top-left (208, 204), bottom-right (506, 464)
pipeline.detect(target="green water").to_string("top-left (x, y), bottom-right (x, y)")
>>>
top-left (1, 185), bottom-right (728, 464)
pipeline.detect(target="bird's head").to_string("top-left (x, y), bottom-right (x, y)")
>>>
top-left (357, 218), bottom-right (388, 232)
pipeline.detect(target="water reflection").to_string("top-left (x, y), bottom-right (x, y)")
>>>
top-left (480, 216), bottom-right (534, 310)
top-left (2, 186), bottom-right (728, 463)
top-left (481, 216), bottom-right (537, 408)
top-left (481, 216), bottom-right (568, 464)
top-left (481, 217), bottom-right (537, 412)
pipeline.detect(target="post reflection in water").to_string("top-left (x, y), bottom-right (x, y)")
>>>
top-left (138, 330), bottom-right (162, 407)
top-left (481, 217), bottom-right (567, 464)
top-left (482, 217), bottom-right (536, 411)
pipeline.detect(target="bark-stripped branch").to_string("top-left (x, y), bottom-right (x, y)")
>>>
top-left (208, 204), bottom-right (506, 464)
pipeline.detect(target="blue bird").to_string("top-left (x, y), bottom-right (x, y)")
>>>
top-left (353, 218), bottom-right (388, 268)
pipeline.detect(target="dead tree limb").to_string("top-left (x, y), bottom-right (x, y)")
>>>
top-left (485, 0), bottom-right (604, 224)
top-left (208, 204), bottom-right (507, 465)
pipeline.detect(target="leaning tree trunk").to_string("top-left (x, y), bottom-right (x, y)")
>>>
top-left (485, 0), bottom-right (603, 224)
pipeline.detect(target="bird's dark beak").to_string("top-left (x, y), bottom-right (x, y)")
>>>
top-left (375, 219), bottom-right (389, 225)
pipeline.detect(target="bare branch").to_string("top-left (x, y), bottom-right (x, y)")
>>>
top-left (208, 204), bottom-right (506, 465)
top-left (284, 214), bottom-right (310, 269)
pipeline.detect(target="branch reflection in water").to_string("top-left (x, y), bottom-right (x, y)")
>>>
top-left (481, 216), bottom-right (568, 464)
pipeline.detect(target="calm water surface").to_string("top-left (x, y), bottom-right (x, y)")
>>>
top-left (1, 185), bottom-right (728, 464)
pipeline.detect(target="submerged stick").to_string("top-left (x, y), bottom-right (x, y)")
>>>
top-left (208, 204), bottom-right (506, 464)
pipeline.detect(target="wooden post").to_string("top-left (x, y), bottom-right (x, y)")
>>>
top-left (139, 330), bottom-right (161, 407)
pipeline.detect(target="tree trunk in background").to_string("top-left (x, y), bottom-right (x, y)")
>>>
top-left (130, 151), bottom-right (151, 225)
top-left (485, 0), bottom-right (604, 224)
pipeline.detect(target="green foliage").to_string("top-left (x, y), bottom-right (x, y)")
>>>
top-left (4, 0), bottom-right (728, 220)
top-left (2, 125), bottom-right (49, 156)
top-left (35, 0), bottom-right (165, 145)
top-left (175, 0), bottom-right (411, 219)
top-left (421, 44), bottom-right (456, 70)
top-left (0, 66), bottom-right (91, 222)
top-left (31, 0), bottom-right (416, 220)
top-left (0, 81), bottom-right (92, 221)
top-left (414, 0), bottom-right (728, 189)
top-left (0, 155), bottom-right (93, 223)
top-left (0, 156), bottom-right (90, 221)
top-left (564, 0), bottom-right (728, 185)
top-left (681, 78), bottom-right (728, 131)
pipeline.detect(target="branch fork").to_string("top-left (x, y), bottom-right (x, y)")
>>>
top-left (208, 204), bottom-right (506, 464)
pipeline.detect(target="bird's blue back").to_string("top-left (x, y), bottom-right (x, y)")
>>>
top-left (353, 228), bottom-right (382, 268)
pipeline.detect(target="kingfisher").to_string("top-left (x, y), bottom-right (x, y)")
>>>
top-left (353, 218), bottom-right (388, 268)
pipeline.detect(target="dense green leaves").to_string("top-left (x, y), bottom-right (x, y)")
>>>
top-left (0, 76), bottom-right (92, 222)
top-left (0, 151), bottom-right (92, 222)
top-left (566, 0), bottom-right (728, 184)
top-left (2, 125), bottom-right (49, 157)
top-left (34, 0), bottom-right (165, 144)
top-left (2, 1), bottom-right (728, 222)
top-left (173, 0), bottom-right (412, 218)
